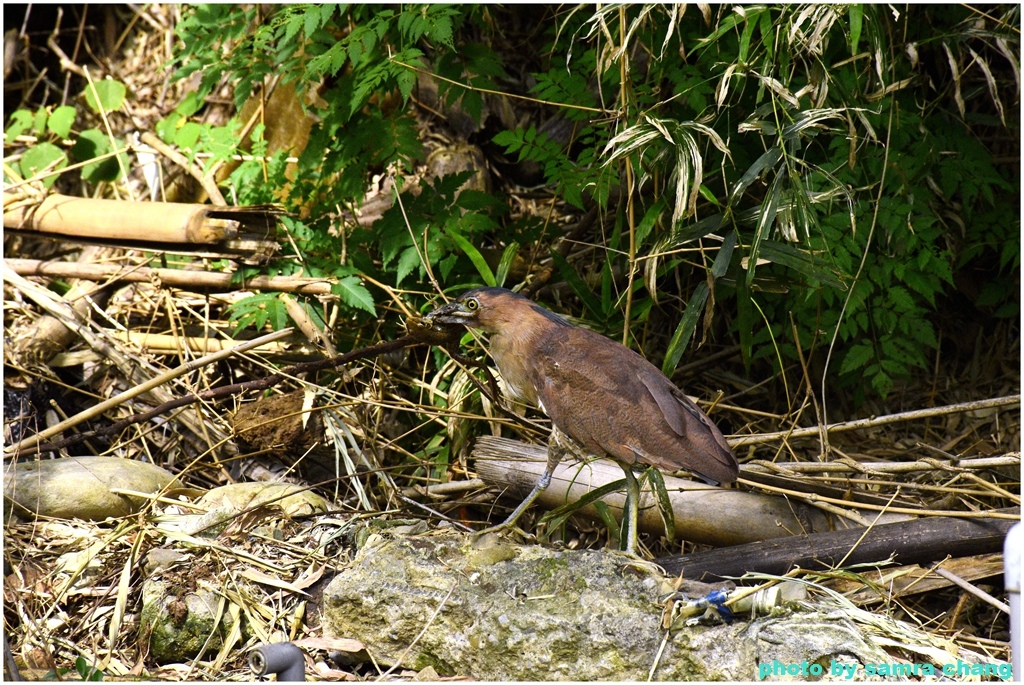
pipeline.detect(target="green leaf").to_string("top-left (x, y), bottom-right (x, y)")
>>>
top-left (455, 189), bottom-right (499, 212)
top-left (200, 122), bottom-right (242, 168)
top-left (71, 129), bottom-right (111, 161)
top-left (994, 302), bottom-right (1019, 318)
top-left (495, 242), bottom-right (520, 288)
top-left (911, 319), bottom-right (937, 349)
top-left (870, 369), bottom-right (893, 397)
top-left (304, 5), bottom-right (321, 36)
top-left (84, 79), bottom-right (127, 113)
top-left (75, 656), bottom-right (104, 681)
top-left (447, 227), bottom-right (495, 287)
top-left (47, 106), bottom-right (77, 139)
top-left (33, 108), bottom-right (48, 136)
top-left (227, 293), bottom-right (289, 333)
top-left (461, 91), bottom-right (483, 126)
top-left (438, 253), bottom-right (458, 281)
top-left (72, 129), bottom-right (124, 183)
top-left (177, 92), bottom-right (204, 117)
top-left (492, 129), bottom-right (522, 153)
top-left (550, 250), bottom-right (604, 320)
top-left (396, 68), bottom-right (416, 102)
top-left (20, 142), bottom-right (68, 188)
top-left (662, 231), bottom-right (736, 373)
top-left (5, 109), bottom-right (34, 138)
top-left (848, 5), bottom-right (863, 56)
top-left (645, 468), bottom-right (675, 542)
top-left (839, 343), bottom-right (874, 375)
top-left (174, 121), bottom-right (203, 150)
top-left (396, 245), bottom-right (423, 285)
top-left (886, 286), bottom-right (916, 312)
top-left (758, 240), bottom-right (847, 290)
top-left (333, 276), bottom-right (376, 315)
top-left (155, 112), bottom-right (182, 142)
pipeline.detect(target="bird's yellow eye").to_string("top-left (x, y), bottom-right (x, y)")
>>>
top-left (465, 298), bottom-right (479, 311)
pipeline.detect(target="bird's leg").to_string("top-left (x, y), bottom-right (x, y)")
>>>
top-left (618, 462), bottom-right (641, 557)
top-left (475, 432), bottom-right (566, 537)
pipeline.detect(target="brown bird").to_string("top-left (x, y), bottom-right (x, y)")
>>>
top-left (424, 287), bottom-right (738, 555)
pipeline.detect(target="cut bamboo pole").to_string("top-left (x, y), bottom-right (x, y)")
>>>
top-left (4, 193), bottom-right (237, 243)
top-left (5, 258), bottom-right (335, 295)
top-left (470, 435), bottom-right (895, 547)
top-left (3, 193), bottom-right (282, 248)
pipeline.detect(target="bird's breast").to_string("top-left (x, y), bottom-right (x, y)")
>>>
top-left (487, 330), bottom-right (540, 405)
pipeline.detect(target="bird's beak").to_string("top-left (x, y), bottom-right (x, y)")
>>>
top-left (423, 300), bottom-right (474, 326)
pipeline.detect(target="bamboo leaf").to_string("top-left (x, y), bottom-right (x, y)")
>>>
top-left (495, 242), bottom-right (520, 288)
top-left (662, 281), bottom-right (708, 375)
top-left (448, 227), bottom-right (496, 287)
top-left (736, 269), bottom-right (754, 370)
top-left (731, 146), bottom-right (783, 203)
top-left (662, 230), bottom-right (735, 373)
top-left (592, 501), bottom-right (620, 545)
top-left (848, 5), bottom-right (863, 56)
top-left (550, 250), bottom-right (604, 320)
top-left (645, 468), bottom-right (675, 542)
top-left (758, 240), bottom-right (848, 290)
top-left (746, 173), bottom-right (783, 287)
top-left (540, 477), bottom-right (627, 532)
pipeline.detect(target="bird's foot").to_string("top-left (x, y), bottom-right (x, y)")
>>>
top-left (606, 548), bottom-right (666, 574)
top-left (605, 545), bottom-right (644, 560)
top-left (472, 519), bottom-right (536, 543)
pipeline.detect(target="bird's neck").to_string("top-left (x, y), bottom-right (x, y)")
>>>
top-left (485, 311), bottom-right (559, 405)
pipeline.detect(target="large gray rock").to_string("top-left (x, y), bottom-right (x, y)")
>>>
top-left (321, 531), bottom-right (893, 680)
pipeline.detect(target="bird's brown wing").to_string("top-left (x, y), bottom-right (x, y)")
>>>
top-left (633, 364), bottom-right (738, 484)
top-left (531, 327), bottom-right (738, 484)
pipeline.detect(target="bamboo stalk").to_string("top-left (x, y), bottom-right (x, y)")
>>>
top-left (730, 395), bottom-right (1020, 447)
top-left (741, 454), bottom-right (1019, 474)
top-left (471, 435), bottom-right (861, 547)
top-left (4, 193), bottom-right (241, 243)
top-left (5, 257), bottom-right (336, 295)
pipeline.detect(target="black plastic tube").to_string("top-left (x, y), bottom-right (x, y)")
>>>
top-left (249, 642), bottom-right (306, 682)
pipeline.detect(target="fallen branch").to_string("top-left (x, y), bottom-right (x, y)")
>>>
top-left (656, 508), bottom-right (1019, 581)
